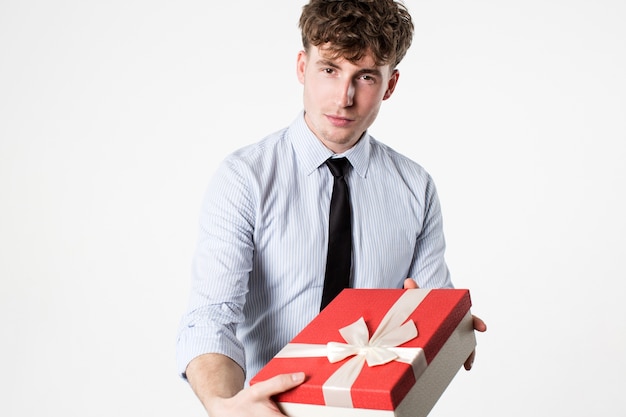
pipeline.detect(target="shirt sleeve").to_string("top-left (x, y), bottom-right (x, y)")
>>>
top-left (406, 175), bottom-right (454, 289)
top-left (176, 157), bottom-right (255, 379)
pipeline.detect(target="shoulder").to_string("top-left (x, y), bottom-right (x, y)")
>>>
top-left (224, 127), bottom-right (290, 168)
top-left (368, 136), bottom-right (435, 186)
top-left (208, 126), bottom-right (295, 199)
top-left (210, 127), bottom-right (293, 187)
top-left (202, 128), bottom-right (291, 211)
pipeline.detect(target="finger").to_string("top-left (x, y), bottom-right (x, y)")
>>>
top-left (472, 315), bottom-right (487, 332)
top-left (251, 372), bottom-right (305, 399)
top-left (464, 349), bottom-right (476, 371)
top-left (403, 278), bottom-right (419, 289)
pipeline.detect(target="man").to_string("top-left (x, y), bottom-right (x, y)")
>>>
top-left (177, 1), bottom-right (486, 416)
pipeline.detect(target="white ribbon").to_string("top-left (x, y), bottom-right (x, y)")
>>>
top-left (275, 290), bottom-right (430, 408)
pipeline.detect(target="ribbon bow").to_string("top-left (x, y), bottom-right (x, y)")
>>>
top-left (327, 316), bottom-right (418, 366)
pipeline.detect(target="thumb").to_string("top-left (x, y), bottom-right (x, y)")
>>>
top-left (251, 372), bottom-right (305, 398)
top-left (403, 278), bottom-right (419, 289)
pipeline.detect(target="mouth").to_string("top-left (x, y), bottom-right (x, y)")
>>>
top-left (325, 114), bottom-right (354, 128)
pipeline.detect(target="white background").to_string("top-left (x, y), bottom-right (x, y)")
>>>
top-left (1, 1), bottom-right (625, 416)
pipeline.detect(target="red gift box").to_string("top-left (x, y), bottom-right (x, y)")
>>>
top-left (250, 288), bottom-right (476, 417)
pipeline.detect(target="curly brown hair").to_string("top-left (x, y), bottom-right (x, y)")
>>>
top-left (299, 0), bottom-right (414, 68)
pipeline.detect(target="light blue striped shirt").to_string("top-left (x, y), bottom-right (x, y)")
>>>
top-left (176, 113), bottom-right (452, 383)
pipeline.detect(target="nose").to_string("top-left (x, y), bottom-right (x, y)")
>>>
top-left (336, 79), bottom-right (355, 108)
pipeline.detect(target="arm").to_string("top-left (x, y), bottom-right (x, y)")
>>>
top-left (185, 353), bottom-right (305, 417)
top-left (186, 354), bottom-right (245, 408)
top-left (179, 158), bottom-right (305, 416)
top-left (177, 158), bottom-right (253, 381)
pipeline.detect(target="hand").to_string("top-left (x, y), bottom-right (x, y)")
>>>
top-left (206, 372), bottom-right (305, 417)
top-left (463, 315), bottom-right (487, 370)
top-left (403, 278), bottom-right (419, 289)
top-left (403, 278), bottom-right (487, 371)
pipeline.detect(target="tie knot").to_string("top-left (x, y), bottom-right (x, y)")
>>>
top-left (326, 157), bottom-right (350, 178)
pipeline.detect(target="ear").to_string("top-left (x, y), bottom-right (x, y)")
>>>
top-left (382, 69), bottom-right (400, 101)
top-left (296, 50), bottom-right (308, 85)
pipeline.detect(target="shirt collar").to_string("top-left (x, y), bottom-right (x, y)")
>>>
top-left (288, 111), bottom-right (370, 178)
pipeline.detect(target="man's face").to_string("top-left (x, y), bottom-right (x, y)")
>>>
top-left (296, 45), bottom-right (399, 154)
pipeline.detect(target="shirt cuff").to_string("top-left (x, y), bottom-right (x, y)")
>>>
top-left (176, 324), bottom-right (246, 380)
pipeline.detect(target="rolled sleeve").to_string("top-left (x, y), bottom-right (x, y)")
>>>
top-left (176, 303), bottom-right (246, 379)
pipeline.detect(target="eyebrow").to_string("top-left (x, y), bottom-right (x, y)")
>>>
top-left (316, 59), bottom-right (384, 77)
top-left (316, 59), bottom-right (341, 69)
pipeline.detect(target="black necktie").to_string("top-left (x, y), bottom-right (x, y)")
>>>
top-left (320, 157), bottom-right (352, 310)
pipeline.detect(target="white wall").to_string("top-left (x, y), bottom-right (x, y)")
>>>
top-left (1, 1), bottom-right (624, 416)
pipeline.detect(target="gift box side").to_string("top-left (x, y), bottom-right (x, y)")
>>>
top-left (395, 310), bottom-right (476, 417)
top-left (278, 402), bottom-right (395, 417)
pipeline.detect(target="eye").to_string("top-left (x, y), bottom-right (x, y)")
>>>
top-left (359, 74), bottom-right (377, 84)
top-left (323, 68), bottom-right (335, 75)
